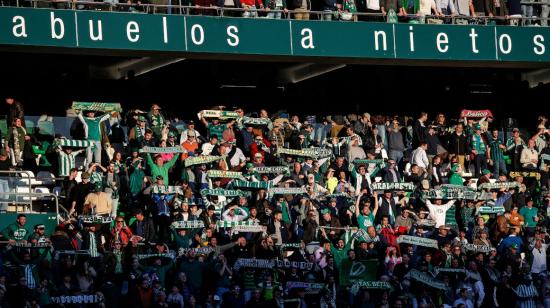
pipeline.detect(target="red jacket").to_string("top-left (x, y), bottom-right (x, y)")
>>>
top-left (111, 226), bottom-right (133, 246)
top-left (240, 0), bottom-right (263, 6)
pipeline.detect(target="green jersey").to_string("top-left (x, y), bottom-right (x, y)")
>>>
top-left (2, 223), bottom-right (30, 241)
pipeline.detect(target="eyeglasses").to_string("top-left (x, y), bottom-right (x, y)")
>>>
top-left (116, 220), bottom-right (124, 223)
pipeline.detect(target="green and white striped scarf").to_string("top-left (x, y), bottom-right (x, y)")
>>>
top-left (72, 102), bottom-right (122, 113)
top-left (207, 170), bottom-right (246, 180)
top-left (216, 220), bottom-right (259, 229)
top-left (171, 220), bottom-right (205, 229)
top-left (276, 147), bottom-right (332, 159)
top-left (268, 187), bottom-right (307, 195)
top-left (200, 189), bottom-right (249, 198)
top-left (55, 139), bottom-right (92, 148)
top-left (185, 155), bottom-right (226, 167)
top-left (478, 182), bottom-right (519, 191)
top-left (140, 146), bottom-right (185, 154)
top-left (151, 185), bottom-right (182, 195)
top-left (253, 166), bottom-right (290, 174)
top-left (237, 116), bottom-right (273, 129)
top-left (199, 110), bottom-right (240, 120)
top-left (232, 180), bottom-right (272, 190)
top-left (371, 182), bottom-right (415, 191)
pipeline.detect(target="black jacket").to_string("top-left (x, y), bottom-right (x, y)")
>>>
top-left (412, 120), bottom-right (427, 149)
top-left (376, 197), bottom-right (399, 223)
top-left (130, 218), bottom-right (156, 243)
top-left (8, 101), bottom-right (24, 127)
top-left (447, 132), bottom-right (468, 155)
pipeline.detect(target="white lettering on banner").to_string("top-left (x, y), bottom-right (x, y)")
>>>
top-left (12, 16), bottom-right (27, 38)
top-left (191, 24), bottom-right (204, 45)
top-left (409, 26), bottom-right (415, 52)
top-left (89, 20), bottom-right (103, 41)
top-left (534, 34), bottom-right (545, 55)
top-left (162, 16), bottom-right (168, 43)
top-left (301, 28), bottom-right (314, 49)
top-left (469, 28), bottom-right (478, 53)
top-left (127, 21), bottom-right (140, 43)
top-left (437, 32), bottom-right (449, 53)
top-left (50, 12), bottom-right (65, 39)
top-left (226, 25), bottom-right (239, 47)
top-left (499, 34), bottom-right (512, 54)
top-left (374, 30), bottom-right (387, 51)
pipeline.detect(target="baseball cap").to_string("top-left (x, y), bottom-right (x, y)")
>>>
top-left (512, 128), bottom-right (520, 132)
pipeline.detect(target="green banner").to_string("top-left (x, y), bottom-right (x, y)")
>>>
top-left (1, 8), bottom-right (550, 62)
top-left (339, 259), bottom-right (378, 286)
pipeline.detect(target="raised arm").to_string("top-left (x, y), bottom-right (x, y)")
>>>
top-left (372, 191), bottom-right (379, 217)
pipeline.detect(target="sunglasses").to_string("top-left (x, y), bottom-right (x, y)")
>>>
top-left (116, 220), bottom-right (124, 223)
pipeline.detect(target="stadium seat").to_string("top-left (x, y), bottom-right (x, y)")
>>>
top-left (37, 171), bottom-right (56, 186)
top-left (17, 170), bottom-right (43, 186)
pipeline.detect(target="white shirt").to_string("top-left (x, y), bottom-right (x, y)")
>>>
top-left (419, 0), bottom-right (437, 15)
top-left (412, 147), bottom-right (429, 169)
top-left (228, 147), bottom-right (247, 167)
top-left (201, 143), bottom-right (216, 156)
top-left (531, 244), bottom-right (548, 274)
top-left (425, 200), bottom-right (456, 227)
top-left (366, 0), bottom-right (380, 10)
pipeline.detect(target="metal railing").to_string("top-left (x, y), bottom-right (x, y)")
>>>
top-left (0, 170), bottom-right (34, 206)
top-left (0, 192), bottom-right (65, 223)
top-left (10, 0), bottom-right (550, 26)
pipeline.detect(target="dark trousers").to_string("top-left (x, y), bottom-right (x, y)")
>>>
top-left (155, 215), bottom-right (170, 243)
top-left (474, 154), bottom-right (488, 178)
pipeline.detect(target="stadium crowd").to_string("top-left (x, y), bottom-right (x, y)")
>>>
top-left (0, 98), bottom-right (550, 308)
top-left (2, 0), bottom-right (550, 26)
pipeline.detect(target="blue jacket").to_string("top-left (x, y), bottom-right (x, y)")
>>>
top-left (498, 235), bottom-right (523, 253)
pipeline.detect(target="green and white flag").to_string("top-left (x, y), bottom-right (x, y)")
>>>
top-left (56, 139), bottom-right (92, 148)
top-left (371, 182), bottom-right (415, 191)
top-left (339, 259), bottom-right (378, 286)
top-left (199, 110), bottom-right (240, 120)
top-left (396, 235), bottom-right (439, 249)
top-left (207, 170), bottom-right (245, 180)
top-left (232, 180), bottom-right (272, 190)
top-left (478, 182), bottom-right (519, 191)
top-left (462, 243), bottom-right (492, 253)
top-left (171, 220), bottom-right (205, 229)
top-left (200, 189), bottom-right (249, 198)
top-left (276, 147), bottom-right (332, 159)
top-left (184, 155), bottom-right (226, 167)
top-left (140, 146), bottom-right (185, 154)
top-left (72, 102), bottom-right (122, 113)
top-left (253, 166), bottom-right (290, 174)
top-left (269, 187), bottom-right (307, 195)
top-left (233, 258), bottom-right (313, 271)
top-left (136, 252), bottom-right (176, 261)
top-left (405, 269), bottom-right (447, 290)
